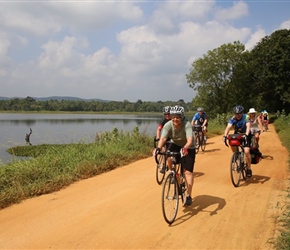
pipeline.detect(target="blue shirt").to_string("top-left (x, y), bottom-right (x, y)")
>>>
top-left (228, 114), bottom-right (249, 133)
top-left (192, 112), bottom-right (207, 126)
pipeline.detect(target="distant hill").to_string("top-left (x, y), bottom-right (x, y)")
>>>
top-left (0, 96), bottom-right (110, 102)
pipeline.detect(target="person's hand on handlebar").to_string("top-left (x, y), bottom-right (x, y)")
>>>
top-left (222, 136), bottom-right (227, 144)
top-left (153, 147), bottom-right (161, 157)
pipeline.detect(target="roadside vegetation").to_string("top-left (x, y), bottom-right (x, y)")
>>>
top-left (273, 112), bottom-right (290, 250)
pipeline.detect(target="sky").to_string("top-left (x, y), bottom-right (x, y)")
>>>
top-left (0, 0), bottom-right (290, 103)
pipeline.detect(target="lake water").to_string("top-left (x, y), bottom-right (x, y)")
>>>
top-left (0, 113), bottom-right (160, 165)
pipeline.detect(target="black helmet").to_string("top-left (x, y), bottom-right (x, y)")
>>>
top-left (233, 105), bottom-right (244, 114)
top-left (170, 105), bottom-right (184, 118)
top-left (197, 107), bottom-right (204, 112)
top-left (163, 106), bottom-right (171, 114)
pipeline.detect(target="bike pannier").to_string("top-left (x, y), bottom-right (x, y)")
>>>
top-left (250, 148), bottom-right (262, 164)
top-left (228, 134), bottom-right (243, 146)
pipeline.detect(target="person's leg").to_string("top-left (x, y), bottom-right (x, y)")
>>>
top-left (244, 146), bottom-right (252, 177)
top-left (182, 149), bottom-right (195, 206)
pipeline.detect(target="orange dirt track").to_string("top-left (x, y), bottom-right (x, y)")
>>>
top-left (0, 124), bottom-right (289, 249)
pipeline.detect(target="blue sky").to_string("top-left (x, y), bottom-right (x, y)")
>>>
top-left (0, 0), bottom-right (290, 102)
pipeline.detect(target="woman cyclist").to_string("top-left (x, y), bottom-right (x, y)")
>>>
top-left (222, 105), bottom-right (252, 177)
top-left (154, 105), bottom-right (196, 207)
top-left (248, 108), bottom-right (264, 147)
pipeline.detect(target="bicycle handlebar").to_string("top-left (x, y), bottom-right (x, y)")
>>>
top-left (154, 150), bottom-right (181, 165)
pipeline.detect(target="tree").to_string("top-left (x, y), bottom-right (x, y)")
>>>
top-left (249, 29), bottom-right (290, 113)
top-left (186, 41), bottom-right (248, 115)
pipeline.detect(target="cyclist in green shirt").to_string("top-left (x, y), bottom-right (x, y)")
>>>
top-left (154, 105), bottom-right (196, 207)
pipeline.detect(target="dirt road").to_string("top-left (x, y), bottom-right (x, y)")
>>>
top-left (0, 124), bottom-right (288, 249)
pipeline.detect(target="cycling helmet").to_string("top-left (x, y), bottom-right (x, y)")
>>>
top-left (163, 106), bottom-right (171, 114)
top-left (170, 105), bottom-right (184, 118)
top-left (197, 107), bottom-right (204, 112)
top-left (233, 105), bottom-right (244, 114)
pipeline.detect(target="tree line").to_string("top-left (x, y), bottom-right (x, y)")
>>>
top-left (0, 96), bottom-right (192, 113)
top-left (186, 29), bottom-right (290, 117)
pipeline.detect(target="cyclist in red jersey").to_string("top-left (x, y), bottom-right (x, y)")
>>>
top-left (156, 106), bottom-right (171, 140)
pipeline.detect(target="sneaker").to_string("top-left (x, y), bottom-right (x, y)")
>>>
top-left (184, 196), bottom-right (192, 206)
top-left (159, 165), bottom-right (167, 174)
top-left (246, 169), bottom-right (252, 177)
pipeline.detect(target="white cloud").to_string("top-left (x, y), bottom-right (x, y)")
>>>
top-left (280, 19), bottom-right (290, 29)
top-left (214, 1), bottom-right (249, 21)
top-left (245, 29), bottom-right (267, 51)
top-left (0, 1), bottom-right (288, 102)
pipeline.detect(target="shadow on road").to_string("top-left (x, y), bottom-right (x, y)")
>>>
top-left (170, 195), bottom-right (226, 226)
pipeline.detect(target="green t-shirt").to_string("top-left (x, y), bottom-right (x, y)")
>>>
top-left (161, 119), bottom-right (195, 149)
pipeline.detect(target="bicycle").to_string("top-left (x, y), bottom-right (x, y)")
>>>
top-left (224, 134), bottom-right (248, 187)
top-left (192, 124), bottom-right (206, 153)
top-left (155, 150), bottom-right (187, 225)
top-left (262, 120), bottom-right (269, 131)
top-left (153, 137), bottom-right (168, 185)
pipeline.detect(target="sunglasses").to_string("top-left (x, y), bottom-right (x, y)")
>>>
top-left (235, 113), bottom-right (242, 115)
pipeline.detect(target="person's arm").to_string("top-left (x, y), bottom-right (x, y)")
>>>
top-left (157, 137), bottom-right (167, 149)
top-left (245, 122), bottom-right (251, 136)
top-left (224, 123), bottom-right (232, 137)
top-left (156, 125), bottom-right (162, 139)
top-left (202, 118), bottom-right (208, 127)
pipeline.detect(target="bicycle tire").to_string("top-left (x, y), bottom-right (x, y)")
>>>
top-left (156, 154), bottom-right (166, 185)
top-left (200, 132), bottom-right (206, 152)
top-left (195, 132), bottom-right (200, 154)
top-left (230, 152), bottom-right (242, 187)
top-left (161, 173), bottom-right (179, 225)
top-left (242, 163), bottom-right (247, 180)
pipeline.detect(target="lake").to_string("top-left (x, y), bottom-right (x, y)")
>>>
top-left (0, 113), bottom-right (161, 164)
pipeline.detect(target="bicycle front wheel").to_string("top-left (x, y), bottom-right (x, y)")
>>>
top-left (161, 173), bottom-right (179, 225)
top-left (195, 132), bottom-right (200, 154)
top-left (230, 152), bottom-right (242, 187)
top-left (200, 133), bottom-right (206, 152)
top-left (156, 154), bottom-right (166, 185)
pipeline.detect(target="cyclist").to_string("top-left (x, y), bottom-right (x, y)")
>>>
top-left (154, 105), bottom-right (196, 206)
top-left (248, 108), bottom-right (264, 146)
top-left (261, 110), bottom-right (269, 129)
top-left (156, 106), bottom-right (171, 140)
top-left (191, 107), bottom-right (208, 141)
top-left (155, 106), bottom-right (171, 173)
top-left (222, 105), bottom-right (252, 177)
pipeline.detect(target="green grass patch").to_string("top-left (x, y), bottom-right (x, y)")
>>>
top-left (1, 127), bottom-right (153, 209)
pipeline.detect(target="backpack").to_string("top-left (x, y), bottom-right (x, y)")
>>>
top-left (250, 147), bottom-right (262, 164)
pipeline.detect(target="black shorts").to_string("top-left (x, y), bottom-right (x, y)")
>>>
top-left (167, 143), bottom-right (196, 173)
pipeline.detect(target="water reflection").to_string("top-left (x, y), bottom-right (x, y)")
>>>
top-left (0, 113), bottom-right (160, 164)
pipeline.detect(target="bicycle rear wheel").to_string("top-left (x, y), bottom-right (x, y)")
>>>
top-left (161, 173), bottom-right (179, 225)
top-left (230, 152), bottom-right (242, 187)
top-left (156, 154), bottom-right (166, 185)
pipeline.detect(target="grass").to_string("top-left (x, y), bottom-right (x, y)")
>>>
top-left (0, 127), bottom-right (153, 209)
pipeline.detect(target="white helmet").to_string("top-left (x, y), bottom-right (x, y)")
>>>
top-left (170, 105), bottom-right (184, 118)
